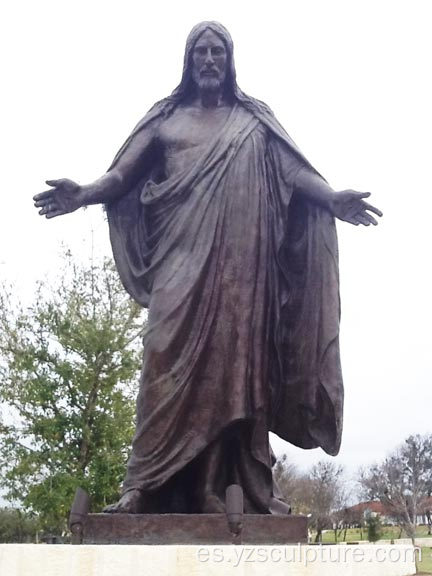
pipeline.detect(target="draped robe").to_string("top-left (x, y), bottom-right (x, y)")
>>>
top-left (107, 101), bottom-right (343, 513)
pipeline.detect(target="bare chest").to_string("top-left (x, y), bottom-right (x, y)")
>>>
top-left (158, 106), bottom-right (232, 174)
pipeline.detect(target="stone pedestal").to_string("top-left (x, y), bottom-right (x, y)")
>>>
top-left (0, 544), bottom-right (417, 575)
top-left (82, 513), bottom-right (308, 545)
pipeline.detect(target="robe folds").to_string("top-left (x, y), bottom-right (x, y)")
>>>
top-left (107, 101), bottom-right (343, 512)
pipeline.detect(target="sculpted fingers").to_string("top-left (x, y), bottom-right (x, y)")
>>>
top-left (38, 202), bottom-right (56, 216)
top-left (45, 178), bottom-right (75, 188)
top-left (46, 178), bottom-right (79, 192)
top-left (34, 178), bottom-right (81, 218)
top-left (33, 190), bottom-right (54, 204)
top-left (34, 179), bottom-right (64, 208)
top-left (40, 201), bottom-right (67, 218)
top-left (355, 191), bottom-right (372, 199)
top-left (362, 211), bottom-right (379, 226)
top-left (362, 201), bottom-right (383, 218)
top-left (46, 209), bottom-right (66, 219)
top-left (35, 199), bottom-right (50, 209)
top-left (37, 194), bottom-right (63, 216)
top-left (355, 214), bottom-right (371, 226)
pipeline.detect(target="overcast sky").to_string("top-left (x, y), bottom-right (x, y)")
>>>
top-left (1, 0), bottom-right (431, 485)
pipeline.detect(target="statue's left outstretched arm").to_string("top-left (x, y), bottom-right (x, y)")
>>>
top-left (295, 167), bottom-right (383, 226)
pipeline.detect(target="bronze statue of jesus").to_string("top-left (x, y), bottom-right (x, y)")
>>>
top-left (34, 21), bottom-right (381, 515)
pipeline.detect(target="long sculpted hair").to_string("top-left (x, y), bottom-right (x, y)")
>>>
top-left (156, 21), bottom-right (273, 118)
top-left (111, 21), bottom-right (311, 177)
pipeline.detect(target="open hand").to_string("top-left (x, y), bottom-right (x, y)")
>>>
top-left (33, 178), bottom-right (82, 219)
top-left (330, 190), bottom-right (383, 226)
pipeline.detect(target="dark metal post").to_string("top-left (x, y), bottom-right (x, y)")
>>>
top-left (225, 484), bottom-right (243, 544)
top-left (69, 487), bottom-right (90, 545)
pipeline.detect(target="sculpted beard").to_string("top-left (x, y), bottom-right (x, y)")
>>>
top-left (198, 72), bottom-right (221, 93)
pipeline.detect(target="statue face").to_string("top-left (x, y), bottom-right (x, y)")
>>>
top-left (191, 29), bottom-right (227, 94)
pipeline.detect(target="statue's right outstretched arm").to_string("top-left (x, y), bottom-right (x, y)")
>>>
top-left (33, 120), bottom-right (160, 219)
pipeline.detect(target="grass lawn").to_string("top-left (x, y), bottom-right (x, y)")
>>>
top-left (310, 528), bottom-right (432, 574)
top-left (417, 546), bottom-right (432, 574)
top-left (316, 525), bottom-right (432, 544)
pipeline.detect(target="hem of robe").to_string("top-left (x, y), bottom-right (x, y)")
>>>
top-left (121, 411), bottom-right (278, 514)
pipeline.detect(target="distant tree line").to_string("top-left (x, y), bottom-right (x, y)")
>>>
top-left (359, 434), bottom-right (432, 542)
top-left (274, 433), bottom-right (432, 544)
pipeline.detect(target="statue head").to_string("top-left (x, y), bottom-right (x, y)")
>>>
top-left (158, 22), bottom-right (272, 120)
top-left (191, 28), bottom-right (227, 97)
top-left (174, 21), bottom-right (238, 102)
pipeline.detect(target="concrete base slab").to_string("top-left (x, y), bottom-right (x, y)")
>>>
top-left (0, 544), bottom-right (417, 576)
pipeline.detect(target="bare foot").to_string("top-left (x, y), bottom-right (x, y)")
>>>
top-left (200, 493), bottom-right (225, 513)
top-left (269, 497), bottom-right (291, 515)
top-left (103, 489), bottom-right (143, 514)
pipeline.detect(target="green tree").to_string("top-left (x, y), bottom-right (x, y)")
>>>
top-left (0, 253), bottom-right (144, 534)
top-left (0, 507), bottom-right (40, 543)
top-left (366, 513), bottom-right (382, 543)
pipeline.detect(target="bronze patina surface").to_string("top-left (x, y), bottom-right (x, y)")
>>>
top-left (82, 513), bottom-right (308, 545)
top-left (34, 21), bottom-right (382, 516)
